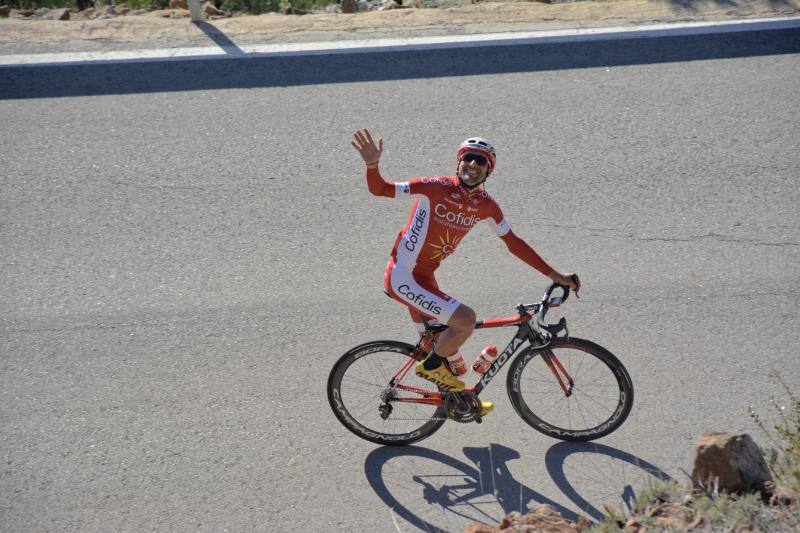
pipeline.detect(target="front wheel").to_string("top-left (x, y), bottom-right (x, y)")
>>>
top-left (506, 338), bottom-right (633, 442)
top-left (328, 340), bottom-right (447, 446)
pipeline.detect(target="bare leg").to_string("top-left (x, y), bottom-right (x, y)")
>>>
top-left (434, 304), bottom-right (476, 356)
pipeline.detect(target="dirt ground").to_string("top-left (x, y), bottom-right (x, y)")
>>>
top-left (1, 0), bottom-right (799, 54)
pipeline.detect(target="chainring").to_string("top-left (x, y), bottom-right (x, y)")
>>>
top-left (444, 391), bottom-right (482, 423)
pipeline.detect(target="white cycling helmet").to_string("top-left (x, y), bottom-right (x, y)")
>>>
top-left (456, 137), bottom-right (496, 176)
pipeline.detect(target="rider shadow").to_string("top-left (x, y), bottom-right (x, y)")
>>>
top-left (545, 442), bottom-right (673, 522)
top-left (365, 443), bottom-right (579, 533)
top-left (365, 442), bottom-right (673, 532)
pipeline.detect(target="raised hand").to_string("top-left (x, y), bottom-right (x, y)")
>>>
top-left (351, 129), bottom-right (384, 166)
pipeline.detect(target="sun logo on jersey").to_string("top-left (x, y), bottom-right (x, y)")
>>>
top-left (429, 231), bottom-right (462, 262)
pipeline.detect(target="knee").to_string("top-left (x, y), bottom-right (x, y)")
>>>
top-left (449, 305), bottom-right (476, 331)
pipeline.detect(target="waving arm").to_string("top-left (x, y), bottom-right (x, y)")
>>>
top-left (352, 129), bottom-right (394, 198)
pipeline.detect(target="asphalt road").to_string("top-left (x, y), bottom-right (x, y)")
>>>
top-left (2, 28), bottom-right (799, 532)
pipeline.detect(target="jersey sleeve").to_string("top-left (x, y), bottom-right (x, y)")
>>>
top-left (392, 177), bottom-right (437, 201)
top-left (366, 169), bottom-right (438, 201)
top-left (365, 166), bottom-right (395, 198)
top-left (487, 201), bottom-right (554, 277)
top-left (484, 202), bottom-right (512, 237)
top-left (500, 230), bottom-right (555, 277)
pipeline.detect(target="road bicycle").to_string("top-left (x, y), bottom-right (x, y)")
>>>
top-left (328, 282), bottom-right (633, 446)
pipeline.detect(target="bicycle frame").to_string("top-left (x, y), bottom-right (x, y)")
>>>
top-left (386, 304), bottom-right (575, 407)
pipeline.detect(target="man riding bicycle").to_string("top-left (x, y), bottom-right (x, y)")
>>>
top-left (351, 129), bottom-right (580, 416)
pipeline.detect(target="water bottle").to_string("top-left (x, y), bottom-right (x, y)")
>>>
top-left (471, 345), bottom-right (498, 374)
top-left (446, 352), bottom-right (468, 376)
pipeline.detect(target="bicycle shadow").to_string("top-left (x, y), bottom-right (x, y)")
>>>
top-left (365, 442), bottom-right (672, 532)
top-left (545, 442), bottom-right (673, 521)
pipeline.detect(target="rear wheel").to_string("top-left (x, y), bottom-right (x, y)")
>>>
top-left (506, 338), bottom-right (633, 442)
top-left (327, 340), bottom-right (447, 446)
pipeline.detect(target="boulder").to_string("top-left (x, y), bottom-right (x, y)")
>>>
top-left (0, 5), bottom-right (10, 16)
top-left (34, 7), bottom-right (49, 16)
top-left (113, 4), bottom-right (130, 14)
top-left (49, 8), bottom-right (70, 19)
top-left (282, 6), bottom-right (307, 14)
top-left (202, 1), bottom-right (226, 17)
top-left (169, 0), bottom-right (188, 8)
top-left (691, 431), bottom-right (772, 493)
top-left (340, 0), bottom-right (356, 13)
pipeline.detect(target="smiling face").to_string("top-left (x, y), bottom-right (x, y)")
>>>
top-left (457, 153), bottom-right (489, 188)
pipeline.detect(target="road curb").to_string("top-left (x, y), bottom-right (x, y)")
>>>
top-left (1, 16), bottom-right (798, 67)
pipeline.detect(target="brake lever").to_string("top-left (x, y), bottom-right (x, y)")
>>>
top-left (570, 273), bottom-right (581, 299)
top-left (545, 317), bottom-right (569, 340)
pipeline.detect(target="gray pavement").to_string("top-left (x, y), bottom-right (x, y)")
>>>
top-left (2, 27), bottom-right (800, 531)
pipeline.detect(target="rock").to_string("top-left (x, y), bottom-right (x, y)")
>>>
top-left (340, 0), bottom-right (355, 13)
top-left (378, 0), bottom-right (406, 10)
top-left (467, 505), bottom-right (586, 533)
top-left (114, 4), bottom-right (130, 15)
top-left (691, 431), bottom-right (772, 493)
top-left (282, 6), bottom-right (307, 14)
top-left (463, 522), bottom-right (496, 533)
top-left (0, 5), bottom-right (10, 16)
top-left (325, 3), bottom-right (341, 12)
top-left (769, 484), bottom-right (798, 506)
top-left (202, 1), bottom-right (226, 17)
top-left (93, 5), bottom-right (115, 17)
top-left (624, 517), bottom-right (643, 532)
top-left (49, 8), bottom-right (70, 20)
top-left (169, 0), bottom-right (188, 8)
top-left (356, 0), bottom-right (369, 10)
top-left (129, 8), bottom-right (148, 15)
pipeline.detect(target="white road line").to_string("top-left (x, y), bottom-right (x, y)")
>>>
top-left (1, 16), bottom-right (798, 67)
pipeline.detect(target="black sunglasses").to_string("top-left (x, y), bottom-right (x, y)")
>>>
top-left (460, 153), bottom-right (488, 167)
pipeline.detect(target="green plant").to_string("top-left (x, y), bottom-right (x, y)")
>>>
top-left (748, 373), bottom-right (800, 492)
top-left (221, 0), bottom-right (282, 13)
top-left (287, 0), bottom-right (333, 11)
top-left (592, 376), bottom-right (800, 531)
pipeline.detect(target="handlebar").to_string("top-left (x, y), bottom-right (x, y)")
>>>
top-left (534, 275), bottom-right (579, 341)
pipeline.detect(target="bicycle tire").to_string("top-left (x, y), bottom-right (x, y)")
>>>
top-left (327, 340), bottom-right (447, 446)
top-left (506, 337), bottom-right (633, 442)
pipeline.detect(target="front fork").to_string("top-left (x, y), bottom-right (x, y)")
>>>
top-left (527, 317), bottom-right (574, 398)
top-left (542, 351), bottom-right (574, 397)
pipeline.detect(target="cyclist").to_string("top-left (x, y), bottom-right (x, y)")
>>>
top-left (351, 129), bottom-right (580, 415)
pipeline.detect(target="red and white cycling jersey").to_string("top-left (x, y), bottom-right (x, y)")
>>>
top-left (390, 175), bottom-right (510, 274)
top-left (366, 168), bottom-right (554, 325)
